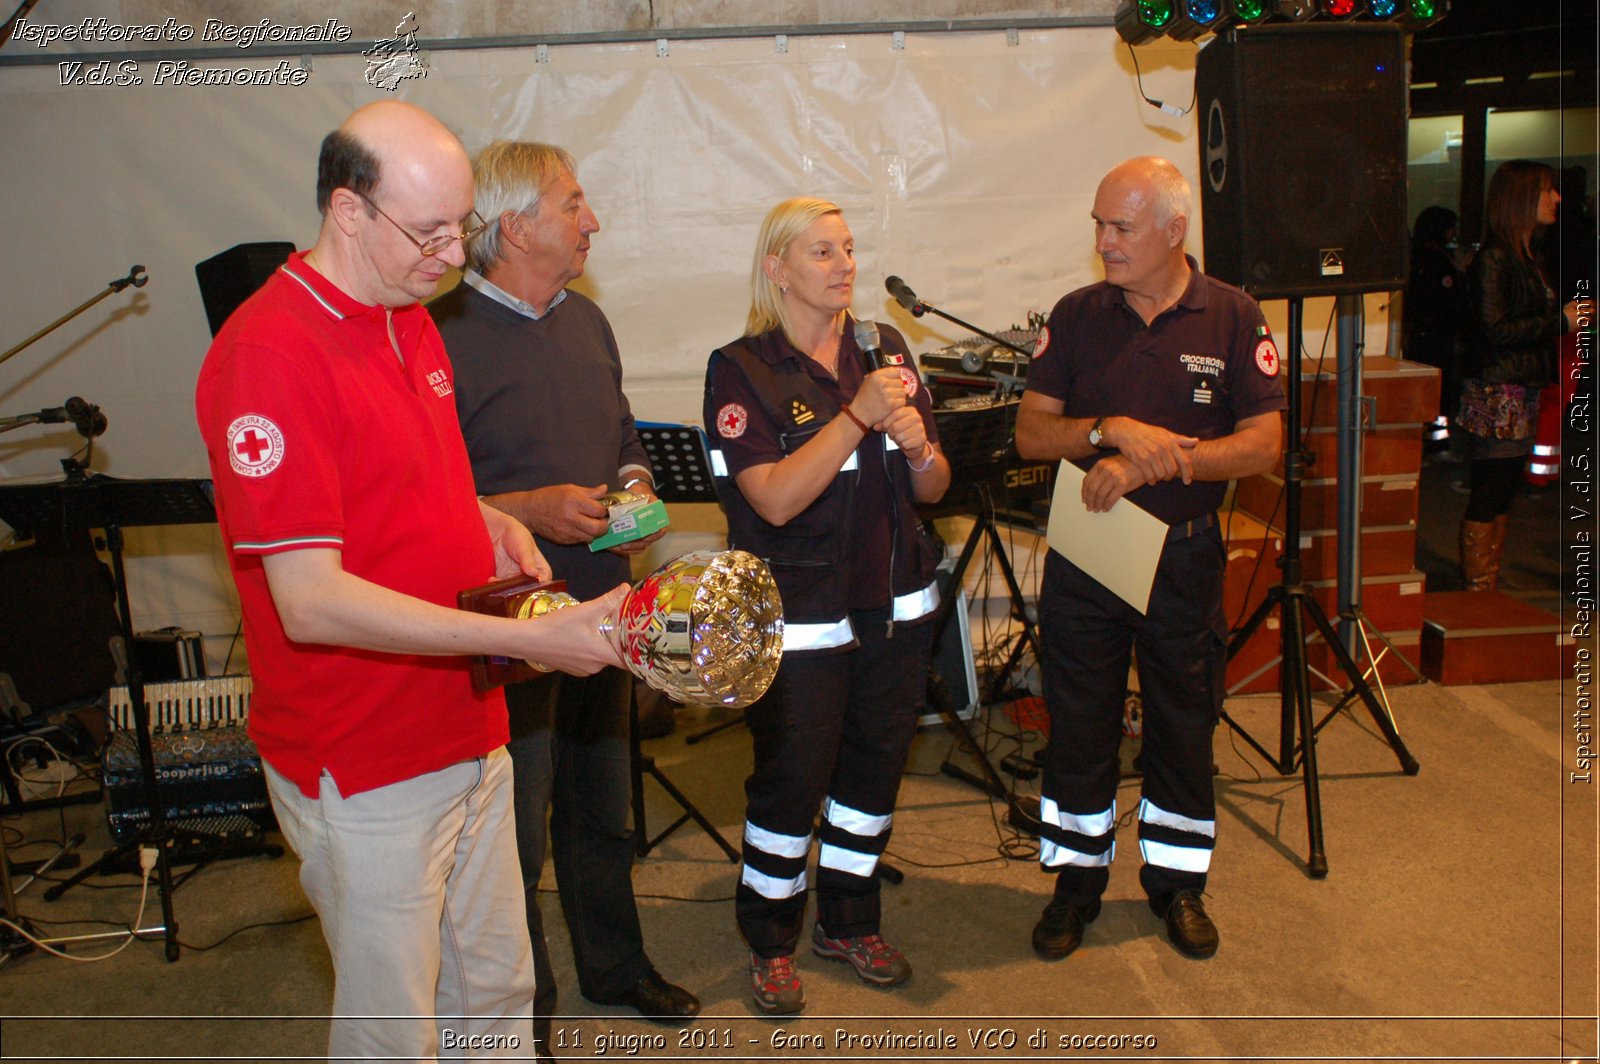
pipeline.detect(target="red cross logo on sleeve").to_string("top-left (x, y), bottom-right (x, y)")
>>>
top-left (225, 414), bottom-right (285, 477)
top-left (716, 403), bottom-right (748, 439)
top-left (1254, 339), bottom-right (1280, 378)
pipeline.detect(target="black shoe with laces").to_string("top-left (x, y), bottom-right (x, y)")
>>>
top-left (1031, 897), bottom-right (1101, 960)
top-left (1151, 890), bottom-right (1219, 958)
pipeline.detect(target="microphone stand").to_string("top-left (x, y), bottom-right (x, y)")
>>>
top-left (0, 403), bottom-right (102, 436)
top-left (891, 284), bottom-right (1044, 831)
top-left (0, 265), bottom-right (148, 370)
top-left (0, 412), bottom-right (56, 434)
top-left (899, 297), bottom-right (1033, 359)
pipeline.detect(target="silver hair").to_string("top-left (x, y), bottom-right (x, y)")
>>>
top-left (465, 140), bottom-right (577, 273)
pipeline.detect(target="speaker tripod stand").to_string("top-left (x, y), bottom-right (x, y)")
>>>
top-left (1326, 294), bottom-right (1426, 709)
top-left (1224, 298), bottom-right (1419, 878)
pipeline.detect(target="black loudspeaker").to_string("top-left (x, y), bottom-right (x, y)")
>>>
top-left (194, 242), bottom-right (294, 336)
top-left (1196, 24), bottom-right (1408, 299)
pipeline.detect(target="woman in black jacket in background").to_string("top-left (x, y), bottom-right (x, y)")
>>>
top-left (1456, 160), bottom-right (1583, 590)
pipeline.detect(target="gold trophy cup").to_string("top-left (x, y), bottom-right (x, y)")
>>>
top-left (459, 550), bottom-right (783, 707)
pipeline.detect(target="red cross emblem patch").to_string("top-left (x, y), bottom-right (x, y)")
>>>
top-left (898, 366), bottom-right (920, 399)
top-left (226, 414), bottom-right (285, 478)
top-left (1254, 339), bottom-right (1280, 378)
top-left (1032, 326), bottom-right (1051, 360)
top-left (716, 403), bottom-right (748, 439)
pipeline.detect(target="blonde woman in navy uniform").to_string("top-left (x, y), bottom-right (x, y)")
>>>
top-left (703, 197), bottom-right (949, 1014)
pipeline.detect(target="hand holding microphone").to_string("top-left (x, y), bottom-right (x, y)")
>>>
top-left (848, 366), bottom-right (906, 428)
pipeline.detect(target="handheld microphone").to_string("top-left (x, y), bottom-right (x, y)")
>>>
top-left (884, 275), bottom-right (925, 317)
top-left (853, 318), bottom-right (886, 372)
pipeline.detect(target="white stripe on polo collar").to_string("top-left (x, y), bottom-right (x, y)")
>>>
top-left (280, 264), bottom-right (346, 321)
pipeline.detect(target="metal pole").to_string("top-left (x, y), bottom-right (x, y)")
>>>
top-left (1335, 294), bottom-right (1365, 654)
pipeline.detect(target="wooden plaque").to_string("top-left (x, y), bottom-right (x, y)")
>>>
top-left (457, 574), bottom-right (567, 692)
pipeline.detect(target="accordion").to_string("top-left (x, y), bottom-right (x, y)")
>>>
top-left (102, 677), bottom-right (273, 842)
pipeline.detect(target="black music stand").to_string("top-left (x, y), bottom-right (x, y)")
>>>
top-left (0, 465), bottom-right (264, 959)
top-left (627, 426), bottom-right (739, 861)
top-left (635, 424), bottom-right (721, 505)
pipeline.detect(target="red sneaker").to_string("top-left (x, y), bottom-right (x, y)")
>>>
top-left (749, 951), bottom-right (804, 1013)
top-left (811, 925), bottom-right (912, 986)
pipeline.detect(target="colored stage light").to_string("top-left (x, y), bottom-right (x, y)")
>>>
top-left (1231, 0), bottom-right (1270, 22)
top-left (1397, 0), bottom-right (1448, 28)
top-left (1114, 0), bottom-right (1178, 43)
top-left (1168, 0), bottom-right (1226, 40)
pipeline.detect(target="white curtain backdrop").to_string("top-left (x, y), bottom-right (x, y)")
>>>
top-left (0, 28), bottom-right (1392, 662)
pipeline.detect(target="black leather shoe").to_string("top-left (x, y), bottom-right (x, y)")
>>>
top-left (599, 970), bottom-right (701, 1023)
top-left (1152, 890), bottom-right (1219, 958)
top-left (1031, 898), bottom-right (1101, 960)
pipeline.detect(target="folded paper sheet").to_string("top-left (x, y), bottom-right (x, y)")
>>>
top-left (1045, 460), bottom-right (1169, 614)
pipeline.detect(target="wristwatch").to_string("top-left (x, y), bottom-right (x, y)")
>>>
top-left (1088, 416), bottom-right (1110, 450)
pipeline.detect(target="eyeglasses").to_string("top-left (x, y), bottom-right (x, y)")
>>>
top-left (358, 193), bottom-right (488, 257)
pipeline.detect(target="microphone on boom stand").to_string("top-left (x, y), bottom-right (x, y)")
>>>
top-left (883, 275), bottom-right (1033, 359)
top-left (885, 275), bottom-right (926, 317)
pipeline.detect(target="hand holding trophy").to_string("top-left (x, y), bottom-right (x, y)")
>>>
top-left (459, 550), bottom-right (783, 708)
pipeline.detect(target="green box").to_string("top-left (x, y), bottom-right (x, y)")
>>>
top-left (589, 497), bottom-right (670, 552)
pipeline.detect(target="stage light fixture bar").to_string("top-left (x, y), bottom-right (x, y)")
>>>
top-left (1117, 0), bottom-right (1445, 41)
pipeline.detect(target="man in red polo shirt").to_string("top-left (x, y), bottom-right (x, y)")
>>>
top-left (195, 100), bottom-right (624, 1060)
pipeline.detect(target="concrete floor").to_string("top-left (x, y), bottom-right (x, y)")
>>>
top-left (0, 669), bottom-right (1592, 1062)
top-left (1, 441), bottom-right (1590, 1062)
